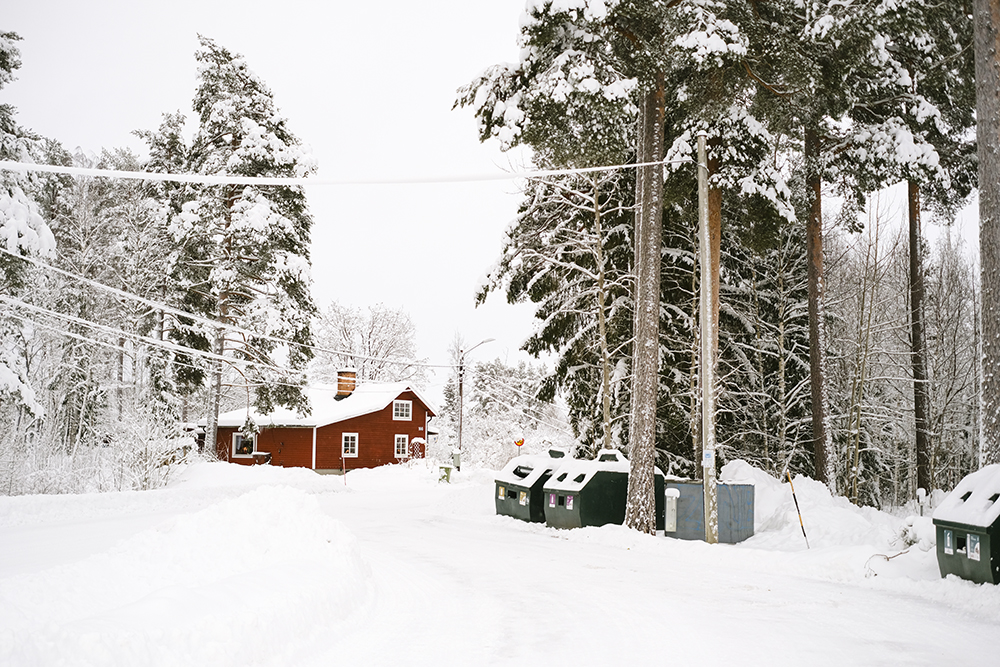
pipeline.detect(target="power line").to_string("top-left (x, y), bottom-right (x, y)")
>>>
top-left (0, 245), bottom-right (453, 370)
top-left (1, 295), bottom-right (300, 378)
top-left (0, 158), bottom-right (694, 187)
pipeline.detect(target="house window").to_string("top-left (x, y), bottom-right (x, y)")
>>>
top-left (233, 433), bottom-right (256, 458)
top-left (342, 432), bottom-right (358, 458)
top-left (395, 434), bottom-right (409, 458)
top-left (393, 400), bottom-right (412, 421)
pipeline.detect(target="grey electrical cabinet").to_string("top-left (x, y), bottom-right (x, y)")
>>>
top-left (663, 481), bottom-right (755, 544)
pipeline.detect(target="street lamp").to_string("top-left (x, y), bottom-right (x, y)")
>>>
top-left (456, 337), bottom-right (494, 471)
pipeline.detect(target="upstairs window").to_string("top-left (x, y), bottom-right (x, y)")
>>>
top-left (393, 400), bottom-right (412, 421)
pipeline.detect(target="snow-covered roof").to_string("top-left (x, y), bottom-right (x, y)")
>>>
top-left (933, 464), bottom-right (1000, 527)
top-left (542, 450), bottom-right (662, 493)
top-left (495, 452), bottom-right (564, 487)
top-left (212, 382), bottom-right (438, 429)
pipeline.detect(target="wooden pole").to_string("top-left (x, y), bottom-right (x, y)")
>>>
top-left (697, 133), bottom-right (719, 544)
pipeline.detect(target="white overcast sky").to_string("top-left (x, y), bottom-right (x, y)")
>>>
top-left (4, 0), bottom-right (544, 397)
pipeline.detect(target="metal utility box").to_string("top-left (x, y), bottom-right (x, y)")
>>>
top-left (932, 464), bottom-right (1000, 585)
top-left (664, 481), bottom-right (755, 544)
top-left (495, 449), bottom-right (566, 523)
top-left (542, 450), bottom-right (665, 530)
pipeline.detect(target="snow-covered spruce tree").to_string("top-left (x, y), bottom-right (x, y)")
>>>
top-left (713, 192), bottom-right (812, 477)
top-left (170, 36), bottom-right (317, 455)
top-left (476, 168), bottom-right (635, 457)
top-left (310, 302), bottom-right (428, 385)
top-left (136, 111), bottom-right (210, 413)
top-left (0, 32), bottom-right (56, 417)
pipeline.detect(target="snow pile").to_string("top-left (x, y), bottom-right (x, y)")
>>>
top-left (342, 459), bottom-right (442, 492)
top-left (168, 460), bottom-right (348, 493)
top-left (0, 485), bottom-right (372, 666)
top-left (721, 460), bottom-right (900, 551)
top-left (0, 461), bottom-right (346, 531)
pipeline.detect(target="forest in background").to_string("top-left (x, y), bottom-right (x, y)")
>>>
top-left (0, 1), bottom-right (989, 508)
top-left (457, 0), bottom-right (982, 510)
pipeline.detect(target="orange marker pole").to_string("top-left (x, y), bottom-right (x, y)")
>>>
top-left (786, 470), bottom-right (810, 550)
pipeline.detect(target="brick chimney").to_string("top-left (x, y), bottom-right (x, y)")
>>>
top-left (336, 369), bottom-right (357, 399)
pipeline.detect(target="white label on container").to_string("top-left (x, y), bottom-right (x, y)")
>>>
top-left (969, 534), bottom-right (981, 562)
top-left (944, 530), bottom-right (954, 555)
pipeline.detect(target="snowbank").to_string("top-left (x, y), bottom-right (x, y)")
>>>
top-left (0, 485), bottom-right (372, 666)
top-left (722, 460), bottom-right (900, 551)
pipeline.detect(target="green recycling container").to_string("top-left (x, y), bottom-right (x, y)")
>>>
top-left (932, 464), bottom-right (1000, 585)
top-left (542, 449), bottom-right (665, 530)
top-left (495, 449), bottom-right (566, 523)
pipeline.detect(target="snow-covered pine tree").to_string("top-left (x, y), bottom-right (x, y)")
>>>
top-left (456, 0), bottom-right (660, 529)
top-left (170, 36), bottom-right (317, 455)
top-left (476, 168), bottom-right (635, 457)
top-left (0, 32), bottom-right (56, 415)
top-left (857, 1), bottom-right (976, 494)
top-left (459, 0), bottom-right (801, 530)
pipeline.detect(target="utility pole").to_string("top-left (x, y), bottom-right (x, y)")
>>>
top-left (457, 349), bottom-right (464, 472)
top-left (456, 338), bottom-right (494, 472)
top-left (697, 133), bottom-right (719, 544)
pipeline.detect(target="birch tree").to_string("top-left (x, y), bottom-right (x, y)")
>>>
top-left (311, 302), bottom-right (427, 384)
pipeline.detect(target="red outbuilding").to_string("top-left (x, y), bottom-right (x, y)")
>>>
top-left (210, 371), bottom-right (437, 472)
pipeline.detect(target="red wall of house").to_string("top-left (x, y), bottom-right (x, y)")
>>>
top-left (214, 390), bottom-right (432, 471)
top-left (256, 427), bottom-right (313, 468)
top-left (215, 425), bottom-right (312, 467)
top-left (316, 391), bottom-right (430, 471)
top-left (216, 427), bottom-right (239, 462)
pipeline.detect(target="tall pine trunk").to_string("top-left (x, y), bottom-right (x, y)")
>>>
top-left (804, 127), bottom-right (833, 486)
top-left (974, 0), bottom-right (1000, 466)
top-left (626, 75), bottom-right (664, 534)
top-left (909, 181), bottom-right (932, 490)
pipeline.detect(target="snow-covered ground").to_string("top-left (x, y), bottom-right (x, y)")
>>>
top-left (2, 460), bottom-right (998, 666)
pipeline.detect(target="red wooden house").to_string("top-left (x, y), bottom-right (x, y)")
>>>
top-left (210, 372), bottom-right (437, 472)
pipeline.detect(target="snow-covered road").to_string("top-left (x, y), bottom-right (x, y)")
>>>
top-left (2, 461), bottom-right (998, 666)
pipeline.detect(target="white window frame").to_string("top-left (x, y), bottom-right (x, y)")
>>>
top-left (232, 432), bottom-right (256, 458)
top-left (342, 432), bottom-right (359, 458)
top-left (395, 434), bottom-right (409, 458)
top-left (393, 400), bottom-right (412, 421)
